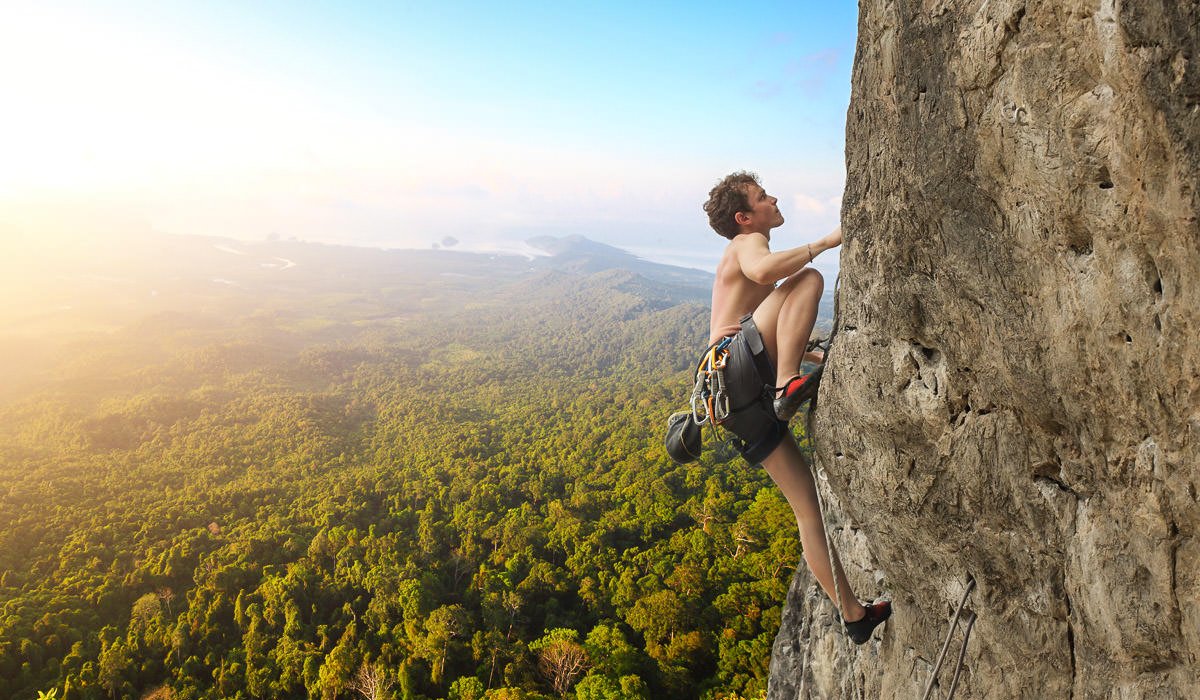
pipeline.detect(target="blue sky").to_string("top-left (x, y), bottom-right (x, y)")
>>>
top-left (1, 1), bottom-right (858, 275)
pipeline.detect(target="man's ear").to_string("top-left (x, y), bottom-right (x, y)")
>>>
top-left (734, 211), bottom-right (750, 225)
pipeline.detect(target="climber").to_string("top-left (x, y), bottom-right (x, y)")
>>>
top-left (702, 171), bottom-right (891, 643)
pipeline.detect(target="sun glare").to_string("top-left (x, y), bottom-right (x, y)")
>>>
top-left (0, 6), bottom-right (325, 222)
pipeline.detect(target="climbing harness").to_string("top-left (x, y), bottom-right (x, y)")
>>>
top-left (668, 314), bottom-right (783, 464)
top-left (921, 577), bottom-right (977, 700)
top-left (664, 338), bottom-right (732, 464)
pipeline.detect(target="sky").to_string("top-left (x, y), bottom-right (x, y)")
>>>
top-left (1, 1), bottom-right (859, 276)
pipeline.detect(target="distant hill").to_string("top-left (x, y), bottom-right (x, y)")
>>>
top-left (0, 233), bottom-right (834, 403)
top-left (2, 232), bottom-right (843, 334)
top-left (2, 233), bottom-right (709, 331)
top-left (526, 234), bottom-right (713, 287)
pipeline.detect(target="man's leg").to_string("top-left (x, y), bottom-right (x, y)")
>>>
top-left (761, 433), bottom-right (867, 622)
top-left (751, 268), bottom-right (824, 389)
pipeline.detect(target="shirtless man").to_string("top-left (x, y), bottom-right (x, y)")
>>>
top-left (702, 171), bottom-right (890, 644)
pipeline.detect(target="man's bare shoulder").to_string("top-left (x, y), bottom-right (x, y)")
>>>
top-left (728, 231), bottom-right (770, 251)
top-left (714, 242), bottom-right (742, 282)
top-left (717, 233), bottom-right (769, 279)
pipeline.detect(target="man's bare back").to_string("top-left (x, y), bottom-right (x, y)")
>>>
top-left (709, 236), bottom-right (777, 344)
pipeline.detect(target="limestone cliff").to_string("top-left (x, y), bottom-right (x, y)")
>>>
top-left (768, 1), bottom-right (1199, 698)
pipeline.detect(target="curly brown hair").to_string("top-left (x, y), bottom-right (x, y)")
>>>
top-left (703, 171), bottom-right (761, 240)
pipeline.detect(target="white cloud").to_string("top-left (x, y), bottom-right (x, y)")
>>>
top-left (792, 193), bottom-right (842, 215)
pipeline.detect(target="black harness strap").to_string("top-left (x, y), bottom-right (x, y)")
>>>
top-left (738, 314), bottom-right (775, 387)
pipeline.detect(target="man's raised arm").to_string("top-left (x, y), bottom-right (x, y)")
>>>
top-left (736, 227), bottom-right (842, 285)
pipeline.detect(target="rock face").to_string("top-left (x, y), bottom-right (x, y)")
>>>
top-left (769, 1), bottom-right (1199, 698)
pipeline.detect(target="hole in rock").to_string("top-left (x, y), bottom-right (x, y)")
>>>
top-left (1125, 333), bottom-right (1133, 344)
top-left (1035, 474), bottom-right (1075, 495)
top-left (1154, 315), bottom-right (1162, 333)
top-left (1032, 460), bottom-right (1062, 478)
top-left (1099, 181), bottom-right (1114, 189)
top-left (1154, 278), bottom-right (1163, 295)
top-left (1064, 225), bottom-right (1094, 256)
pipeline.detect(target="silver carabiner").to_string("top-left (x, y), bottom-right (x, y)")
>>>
top-left (711, 367), bottom-right (730, 423)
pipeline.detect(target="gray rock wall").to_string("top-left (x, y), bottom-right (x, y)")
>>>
top-left (769, 1), bottom-right (1199, 698)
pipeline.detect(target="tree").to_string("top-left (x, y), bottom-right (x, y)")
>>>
top-left (501, 591), bottom-right (524, 640)
top-left (424, 604), bottom-right (468, 685)
top-left (131, 593), bottom-right (161, 634)
top-left (625, 589), bottom-right (688, 656)
top-left (169, 620), bottom-right (188, 668)
top-left (308, 528), bottom-right (334, 562)
top-left (156, 588), bottom-right (176, 617)
top-left (531, 629), bottom-right (588, 697)
top-left (97, 640), bottom-right (131, 700)
top-left (573, 674), bottom-right (619, 700)
top-left (348, 663), bottom-right (394, 700)
top-left (582, 625), bottom-right (640, 678)
top-left (573, 673), bottom-right (648, 700)
top-left (448, 675), bottom-right (484, 700)
top-left (317, 626), bottom-right (358, 700)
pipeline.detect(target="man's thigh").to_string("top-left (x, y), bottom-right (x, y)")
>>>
top-left (751, 268), bottom-right (823, 365)
top-left (751, 281), bottom-right (794, 366)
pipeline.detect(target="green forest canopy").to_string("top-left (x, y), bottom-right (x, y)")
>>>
top-left (0, 238), bottom-right (819, 700)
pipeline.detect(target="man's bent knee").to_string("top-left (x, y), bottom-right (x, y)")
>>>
top-left (780, 267), bottom-right (824, 295)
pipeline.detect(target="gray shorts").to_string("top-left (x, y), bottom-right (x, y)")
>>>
top-left (719, 317), bottom-right (789, 464)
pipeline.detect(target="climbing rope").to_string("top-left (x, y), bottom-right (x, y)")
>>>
top-left (920, 577), bottom-right (976, 700)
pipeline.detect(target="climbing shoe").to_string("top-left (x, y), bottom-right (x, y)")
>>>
top-left (843, 600), bottom-right (892, 645)
top-left (773, 364), bottom-right (824, 422)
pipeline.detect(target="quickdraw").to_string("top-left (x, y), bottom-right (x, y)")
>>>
top-left (691, 336), bottom-right (733, 426)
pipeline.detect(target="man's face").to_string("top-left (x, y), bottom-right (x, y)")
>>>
top-left (741, 185), bottom-right (784, 233)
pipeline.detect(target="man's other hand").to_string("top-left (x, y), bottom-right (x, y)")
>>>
top-left (824, 226), bottom-right (843, 249)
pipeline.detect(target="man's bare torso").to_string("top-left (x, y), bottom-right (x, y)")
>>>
top-left (709, 235), bottom-right (774, 344)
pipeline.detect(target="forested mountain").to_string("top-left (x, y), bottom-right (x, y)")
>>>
top-left (1, 235), bottom-right (827, 700)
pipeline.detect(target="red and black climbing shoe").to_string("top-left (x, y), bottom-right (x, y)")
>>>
top-left (773, 364), bottom-right (824, 422)
top-left (844, 600), bottom-right (892, 645)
